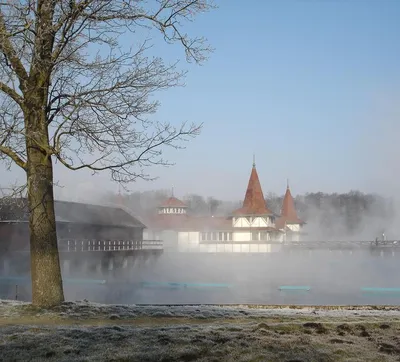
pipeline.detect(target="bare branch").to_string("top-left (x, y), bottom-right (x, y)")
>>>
top-left (0, 144), bottom-right (26, 169)
top-left (53, 122), bottom-right (202, 182)
top-left (0, 81), bottom-right (24, 106)
top-left (0, 9), bottom-right (28, 87)
top-left (0, 0), bottom-right (216, 307)
top-left (0, 0), bottom-right (214, 183)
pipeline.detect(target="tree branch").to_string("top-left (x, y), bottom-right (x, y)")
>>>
top-left (0, 81), bottom-right (24, 107)
top-left (0, 144), bottom-right (26, 170)
top-left (0, 11), bottom-right (28, 87)
top-left (0, 0), bottom-right (214, 184)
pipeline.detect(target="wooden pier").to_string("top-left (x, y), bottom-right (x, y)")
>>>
top-left (0, 238), bottom-right (164, 276)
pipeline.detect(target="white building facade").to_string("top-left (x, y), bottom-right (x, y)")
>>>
top-left (144, 162), bottom-right (305, 253)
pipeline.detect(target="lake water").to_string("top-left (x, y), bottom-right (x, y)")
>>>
top-left (3, 250), bottom-right (400, 305)
top-left (68, 250), bottom-right (400, 305)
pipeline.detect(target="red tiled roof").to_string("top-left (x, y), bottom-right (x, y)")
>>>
top-left (184, 216), bottom-right (232, 231)
top-left (275, 217), bottom-right (287, 230)
top-left (159, 197), bottom-right (187, 208)
top-left (232, 165), bottom-right (273, 216)
top-left (145, 213), bottom-right (282, 232)
top-left (231, 226), bottom-right (281, 232)
top-left (145, 214), bottom-right (232, 231)
top-left (275, 186), bottom-right (304, 228)
top-left (144, 214), bottom-right (188, 230)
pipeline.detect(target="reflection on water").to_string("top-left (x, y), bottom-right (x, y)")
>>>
top-left (2, 251), bottom-right (400, 305)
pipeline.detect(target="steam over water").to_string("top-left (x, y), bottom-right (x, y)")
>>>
top-left (61, 251), bottom-right (400, 306)
top-left (2, 251), bottom-right (400, 305)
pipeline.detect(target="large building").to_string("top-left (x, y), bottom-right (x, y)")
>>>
top-left (143, 161), bottom-right (305, 252)
top-left (0, 198), bottom-right (146, 254)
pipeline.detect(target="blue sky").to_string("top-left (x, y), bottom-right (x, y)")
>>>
top-left (133, 0), bottom-right (400, 199)
top-left (3, 0), bottom-right (400, 201)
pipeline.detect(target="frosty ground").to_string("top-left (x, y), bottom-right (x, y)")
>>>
top-left (1, 300), bottom-right (400, 361)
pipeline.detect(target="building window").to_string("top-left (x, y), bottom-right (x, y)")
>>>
top-left (216, 232), bottom-right (233, 241)
top-left (252, 231), bottom-right (259, 241)
top-left (260, 231), bottom-right (269, 241)
top-left (200, 231), bottom-right (233, 242)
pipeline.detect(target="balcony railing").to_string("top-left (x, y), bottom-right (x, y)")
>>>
top-left (284, 240), bottom-right (400, 248)
top-left (58, 239), bottom-right (163, 252)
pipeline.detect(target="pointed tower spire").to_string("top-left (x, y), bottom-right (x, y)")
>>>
top-left (171, 186), bottom-right (174, 197)
top-left (287, 178), bottom-right (289, 190)
top-left (280, 182), bottom-right (303, 224)
top-left (253, 153), bottom-right (256, 168)
top-left (232, 161), bottom-right (273, 216)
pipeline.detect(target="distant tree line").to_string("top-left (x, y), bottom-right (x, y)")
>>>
top-left (105, 190), bottom-right (397, 240)
top-left (265, 191), bottom-right (395, 240)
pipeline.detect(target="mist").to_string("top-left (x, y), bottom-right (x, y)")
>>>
top-left (2, 24), bottom-right (400, 309)
top-left (15, 249), bottom-right (397, 307)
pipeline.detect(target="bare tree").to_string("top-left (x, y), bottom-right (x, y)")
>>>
top-left (0, 0), bottom-right (215, 307)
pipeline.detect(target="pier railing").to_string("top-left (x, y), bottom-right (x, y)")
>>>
top-left (58, 239), bottom-right (163, 252)
top-left (285, 240), bottom-right (400, 247)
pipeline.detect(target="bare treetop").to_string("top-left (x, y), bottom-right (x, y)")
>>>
top-left (0, 0), bottom-right (215, 183)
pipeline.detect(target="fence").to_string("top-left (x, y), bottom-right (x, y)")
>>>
top-left (285, 240), bottom-right (400, 248)
top-left (58, 239), bottom-right (163, 252)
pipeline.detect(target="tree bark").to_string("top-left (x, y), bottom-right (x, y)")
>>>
top-left (26, 109), bottom-right (64, 308)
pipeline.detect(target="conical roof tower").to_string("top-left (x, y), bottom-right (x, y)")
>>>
top-left (233, 157), bottom-right (273, 216)
top-left (280, 180), bottom-right (304, 224)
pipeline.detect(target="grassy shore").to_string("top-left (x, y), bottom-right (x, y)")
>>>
top-left (1, 300), bottom-right (400, 361)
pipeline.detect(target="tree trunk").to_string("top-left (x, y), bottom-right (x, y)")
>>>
top-left (26, 126), bottom-right (64, 308)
